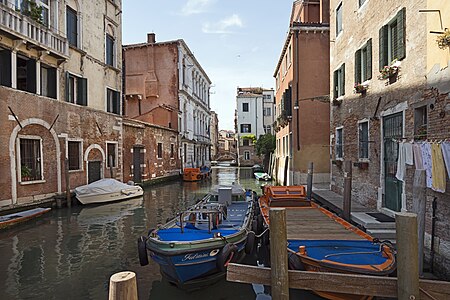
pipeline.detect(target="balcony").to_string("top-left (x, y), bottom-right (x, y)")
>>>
top-left (0, 2), bottom-right (68, 59)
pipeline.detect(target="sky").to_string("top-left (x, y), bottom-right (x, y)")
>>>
top-left (122, 0), bottom-right (293, 130)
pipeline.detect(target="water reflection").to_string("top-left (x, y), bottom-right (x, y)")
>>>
top-left (0, 167), bottom-right (320, 300)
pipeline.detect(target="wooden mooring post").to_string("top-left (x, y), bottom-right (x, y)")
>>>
top-left (306, 162), bottom-right (313, 200)
top-left (343, 160), bottom-right (352, 222)
top-left (109, 271), bottom-right (138, 300)
top-left (269, 208), bottom-right (289, 300)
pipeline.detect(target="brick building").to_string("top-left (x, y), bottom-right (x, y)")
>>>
top-left (0, 0), bottom-right (123, 208)
top-left (273, 0), bottom-right (330, 185)
top-left (330, 0), bottom-right (450, 278)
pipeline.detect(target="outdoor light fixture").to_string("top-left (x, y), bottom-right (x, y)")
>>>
top-left (294, 100), bottom-right (299, 110)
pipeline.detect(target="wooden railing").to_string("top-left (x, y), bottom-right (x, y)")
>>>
top-left (0, 3), bottom-right (68, 58)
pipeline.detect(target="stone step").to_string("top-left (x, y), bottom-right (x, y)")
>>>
top-left (367, 229), bottom-right (397, 240)
top-left (351, 212), bottom-right (396, 230)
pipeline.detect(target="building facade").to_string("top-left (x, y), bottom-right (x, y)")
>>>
top-left (123, 33), bottom-right (211, 171)
top-left (217, 130), bottom-right (237, 162)
top-left (273, 0), bottom-right (330, 185)
top-left (330, 0), bottom-right (450, 278)
top-left (210, 111), bottom-right (219, 160)
top-left (235, 87), bottom-right (274, 167)
top-left (0, 0), bottom-right (123, 207)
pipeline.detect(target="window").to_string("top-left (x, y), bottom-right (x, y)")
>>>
top-left (263, 94), bottom-right (272, 100)
top-left (107, 142), bottom-right (117, 168)
top-left (333, 64), bottom-right (345, 98)
top-left (358, 121), bottom-right (369, 160)
top-left (107, 88), bottom-right (120, 114)
top-left (355, 39), bottom-right (372, 84)
top-left (0, 48), bottom-right (12, 87)
top-left (335, 127), bottom-right (343, 159)
top-left (242, 102), bottom-right (249, 112)
top-left (39, 0), bottom-right (49, 27)
top-left (359, 0), bottom-right (366, 7)
top-left (336, 2), bottom-right (343, 36)
top-left (170, 143), bottom-right (175, 158)
top-left (264, 125), bottom-right (272, 134)
top-left (244, 151), bottom-right (250, 160)
top-left (106, 34), bottom-right (115, 66)
top-left (68, 141), bottom-right (81, 170)
top-left (240, 124), bottom-right (251, 133)
top-left (19, 137), bottom-right (42, 182)
top-left (66, 72), bottom-right (87, 106)
top-left (243, 139), bottom-right (250, 146)
top-left (379, 8), bottom-right (406, 69)
top-left (157, 143), bottom-right (162, 159)
top-left (66, 6), bottom-right (78, 47)
top-left (263, 107), bottom-right (271, 116)
top-left (41, 64), bottom-right (56, 99)
top-left (17, 55), bottom-right (36, 93)
top-left (414, 106), bottom-right (427, 140)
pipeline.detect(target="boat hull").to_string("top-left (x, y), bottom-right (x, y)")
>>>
top-left (0, 207), bottom-right (51, 229)
top-left (76, 187), bottom-right (143, 205)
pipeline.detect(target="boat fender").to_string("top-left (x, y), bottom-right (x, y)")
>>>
top-left (217, 243), bottom-right (238, 272)
top-left (138, 236), bottom-right (149, 266)
top-left (245, 231), bottom-right (256, 254)
top-left (256, 214), bottom-right (264, 234)
top-left (288, 252), bottom-right (305, 271)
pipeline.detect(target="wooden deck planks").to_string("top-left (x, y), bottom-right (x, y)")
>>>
top-left (285, 207), bottom-right (366, 240)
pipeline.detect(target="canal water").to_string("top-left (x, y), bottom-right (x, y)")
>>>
top-left (0, 167), bottom-right (321, 300)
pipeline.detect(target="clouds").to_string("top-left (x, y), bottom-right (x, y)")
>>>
top-left (180, 0), bottom-right (214, 16)
top-left (202, 14), bottom-right (243, 34)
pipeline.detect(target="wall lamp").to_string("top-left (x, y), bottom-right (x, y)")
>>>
top-left (293, 100), bottom-right (299, 110)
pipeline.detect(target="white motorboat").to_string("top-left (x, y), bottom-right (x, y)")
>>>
top-left (75, 179), bottom-right (144, 205)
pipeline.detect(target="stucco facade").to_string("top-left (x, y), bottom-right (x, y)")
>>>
top-left (330, 0), bottom-right (450, 278)
top-left (0, 0), bottom-right (123, 208)
top-left (273, 0), bottom-right (330, 185)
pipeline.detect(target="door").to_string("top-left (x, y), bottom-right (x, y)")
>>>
top-left (133, 146), bottom-right (144, 183)
top-left (383, 112), bottom-right (403, 212)
top-left (88, 161), bottom-right (102, 183)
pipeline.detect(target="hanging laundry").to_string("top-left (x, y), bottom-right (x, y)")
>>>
top-left (420, 142), bottom-right (432, 188)
top-left (396, 142), bottom-right (406, 181)
top-left (441, 141), bottom-right (450, 179)
top-left (431, 143), bottom-right (446, 193)
top-left (404, 142), bottom-right (413, 165)
top-left (413, 143), bottom-right (424, 169)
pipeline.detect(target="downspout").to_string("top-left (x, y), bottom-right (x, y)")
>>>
top-left (295, 29), bottom-right (300, 151)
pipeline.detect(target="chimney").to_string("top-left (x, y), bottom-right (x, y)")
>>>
top-left (147, 33), bottom-right (155, 44)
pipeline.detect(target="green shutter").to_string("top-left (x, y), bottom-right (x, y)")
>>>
top-left (65, 71), bottom-right (70, 102)
top-left (333, 70), bottom-right (338, 99)
top-left (396, 7), bottom-right (406, 60)
top-left (78, 77), bottom-right (88, 106)
top-left (355, 49), bottom-right (362, 84)
top-left (379, 25), bottom-right (388, 71)
top-left (341, 64), bottom-right (345, 96)
top-left (366, 39), bottom-right (372, 80)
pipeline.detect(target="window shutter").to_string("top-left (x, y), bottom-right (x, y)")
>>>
top-left (354, 49), bottom-right (362, 84)
top-left (48, 67), bottom-right (57, 99)
top-left (341, 64), bottom-right (345, 96)
top-left (379, 25), bottom-right (388, 71)
top-left (65, 72), bottom-right (70, 102)
top-left (396, 7), bottom-right (406, 60)
top-left (26, 59), bottom-right (37, 93)
top-left (113, 91), bottom-right (120, 114)
top-left (333, 70), bottom-right (338, 99)
top-left (0, 50), bottom-right (12, 87)
top-left (366, 39), bottom-right (372, 80)
top-left (78, 77), bottom-right (88, 106)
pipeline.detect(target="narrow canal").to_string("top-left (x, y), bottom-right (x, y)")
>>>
top-left (0, 167), bottom-right (321, 300)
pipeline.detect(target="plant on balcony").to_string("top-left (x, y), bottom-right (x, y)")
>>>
top-left (378, 59), bottom-right (400, 80)
top-left (436, 29), bottom-right (450, 50)
top-left (18, 0), bottom-right (43, 25)
top-left (240, 134), bottom-right (256, 144)
top-left (354, 82), bottom-right (368, 94)
top-left (21, 165), bottom-right (32, 181)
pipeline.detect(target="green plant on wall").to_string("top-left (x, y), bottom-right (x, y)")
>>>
top-left (18, 0), bottom-right (43, 24)
top-left (436, 29), bottom-right (450, 50)
top-left (21, 165), bottom-right (32, 179)
top-left (240, 134), bottom-right (256, 144)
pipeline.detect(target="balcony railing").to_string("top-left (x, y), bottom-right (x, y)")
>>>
top-left (0, 2), bottom-right (68, 58)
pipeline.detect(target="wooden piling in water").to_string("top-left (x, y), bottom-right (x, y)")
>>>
top-left (269, 208), bottom-right (289, 300)
top-left (342, 160), bottom-right (352, 222)
top-left (306, 162), bottom-right (313, 200)
top-left (109, 271), bottom-right (138, 300)
top-left (396, 212), bottom-right (420, 300)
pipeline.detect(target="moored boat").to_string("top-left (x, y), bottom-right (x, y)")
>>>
top-left (138, 184), bottom-right (256, 289)
top-left (74, 178), bottom-right (143, 205)
top-left (254, 172), bottom-right (271, 181)
top-left (0, 207), bottom-right (51, 229)
top-left (257, 185), bottom-right (396, 300)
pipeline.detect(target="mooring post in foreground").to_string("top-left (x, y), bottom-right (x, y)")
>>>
top-left (396, 212), bottom-right (419, 300)
top-left (109, 271), bottom-right (138, 300)
top-left (306, 162), bottom-right (314, 200)
top-left (269, 208), bottom-right (289, 300)
top-left (343, 160), bottom-right (352, 222)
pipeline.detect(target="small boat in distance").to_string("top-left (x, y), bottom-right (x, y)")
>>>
top-left (254, 172), bottom-right (271, 181)
top-left (138, 183), bottom-right (256, 289)
top-left (257, 185), bottom-right (396, 300)
top-left (75, 178), bottom-right (143, 205)
top-left (0, 207), bottom-right (51, 229)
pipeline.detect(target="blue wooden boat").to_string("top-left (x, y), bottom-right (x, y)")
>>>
top-left (0, 207), bottom-right (51, 229)
top-left (138, 184), bottom-right (256, 289)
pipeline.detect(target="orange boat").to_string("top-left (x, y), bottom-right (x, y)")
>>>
top-left (183, 167), bottom-right (211, 182)
top-left (257, 185), bottom-right (396, 300)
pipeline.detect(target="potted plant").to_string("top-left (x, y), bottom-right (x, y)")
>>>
top-left (378, 59), bottom-right (400, 81)
top-left (21, 165), bottom-right (32, 181)
top-left (354, 82), bottom-right (368, 94)
top-left (436, 29), bottom-right (450, 50)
